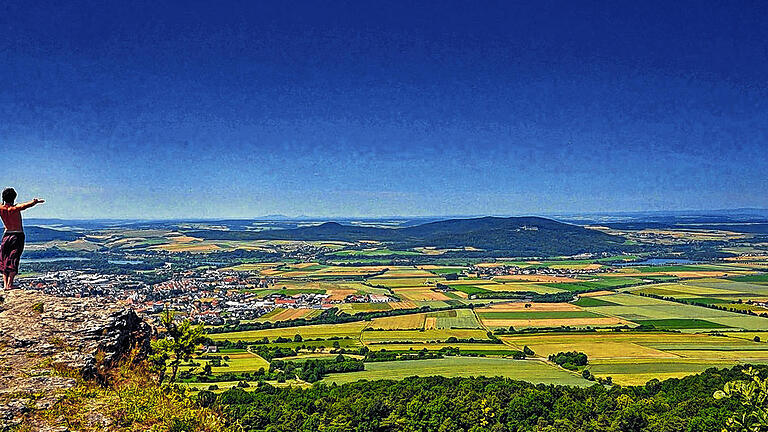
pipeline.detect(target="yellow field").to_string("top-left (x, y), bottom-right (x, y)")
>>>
top-left (424, 317), bottom-right (437, 330)
top-left (580, 290), bottom-right (616, 297)
top-left (505, 335), bottom-right (676, 360)
top-left (503, 331), bottom-right (768, 363)
top-left (196, 352), bottom-right (270, 374)
top-left (492, 274), bottom-right (581, 283)
top-left (325, 289), bottom-right (356, 301)
top-left (478, 302), bottom-right (581, 312)
top-left (482, 317), bottom-right (628, 328)
top-left (392, 287), bottom-right (450, 301)
top-left (389, 301), bottom-right (419, 309)
top-left (292, 262), bottom-right (320, 268)
top-left (266, 308), bottom-right (317, 321)
top-left (506, 333), bottom-right (673, 357)
top-left (369, 313), bottom-right (426, 330)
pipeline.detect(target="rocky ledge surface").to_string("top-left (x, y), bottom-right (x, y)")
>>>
top-left (0, 289), bottom-right (151, 430)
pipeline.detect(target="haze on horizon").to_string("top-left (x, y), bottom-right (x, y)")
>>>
top-left (2, 1), bottom-right (767, 219)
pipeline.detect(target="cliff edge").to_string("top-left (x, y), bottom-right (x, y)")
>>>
top-left (0, 289), bottom-right (151, 430)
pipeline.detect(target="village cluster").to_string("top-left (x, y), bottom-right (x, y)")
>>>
top-left (17, 267), bottom-right (395, 326)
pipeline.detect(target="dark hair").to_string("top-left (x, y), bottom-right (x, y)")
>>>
top-left (2, 188), bottom-right (17, 205)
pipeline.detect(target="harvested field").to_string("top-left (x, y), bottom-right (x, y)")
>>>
top-left (424, 317), bottom-right (437, 330)
top-left (392, 288), bottom-right (451, 301)
top-left (482, 317), bottom-right (628, 328)
top-left (263, 308), bottom-right (320, 322)
top-left (478, 302), bottom-right (581, 312)
top-left (370, 313), bottom-right (426, 330)
top-left (492, 274), bottom-right (581, 283)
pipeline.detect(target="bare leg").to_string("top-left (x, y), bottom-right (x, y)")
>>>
top-left (2, 274), bottom-right (7, 290)
top-left (7, 274), bottom-right (15, 290)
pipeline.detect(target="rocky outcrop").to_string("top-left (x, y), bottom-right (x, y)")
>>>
top-left (0, 289), bottom-right (151, 430)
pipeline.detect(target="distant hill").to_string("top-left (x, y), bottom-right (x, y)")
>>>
top-left (24, 226), bottom-right (81, 243)
top-left (186, 216), bottom-right (626, 256)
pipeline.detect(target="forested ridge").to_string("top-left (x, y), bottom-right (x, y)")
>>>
top-left (208, 365), bottom-right (759, 432)
top-left (185, 216), bottom-right (625, 256)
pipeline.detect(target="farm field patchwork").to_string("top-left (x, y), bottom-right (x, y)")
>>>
top-left (362, 328), bottom-right (491, 343)
top-left (502, 330), bottom-right (768, 384)
top-left (579, 292), bottom-right (768, 330)
top-left (200, 255), bottom-right (768, 388)
top-left (475, 301), bottom-right (630, 329)
top-left (207, 321), bottom-right (368, 341)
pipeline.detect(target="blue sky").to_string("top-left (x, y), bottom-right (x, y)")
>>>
top-left (2, 0), bottom-right (767, 218)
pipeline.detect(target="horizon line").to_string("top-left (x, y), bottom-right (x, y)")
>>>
top-left (24, 207), bottom-right (768, 222)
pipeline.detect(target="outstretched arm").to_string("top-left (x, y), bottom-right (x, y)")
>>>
top-left (14, 198), bottom-right (45, 211)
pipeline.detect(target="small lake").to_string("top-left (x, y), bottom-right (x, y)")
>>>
top-left (25, 257), bottom-right (144, 265)
top-left (614, 258), bottom-right (701, 266)
top-left (26, 257), bottom-right (90, 263)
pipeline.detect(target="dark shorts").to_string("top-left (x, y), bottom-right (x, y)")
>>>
top-left (1, 232), bottom-right (25, 276)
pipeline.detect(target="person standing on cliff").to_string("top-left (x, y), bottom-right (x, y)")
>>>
top-left (0, 188), bottom-right (44, 290)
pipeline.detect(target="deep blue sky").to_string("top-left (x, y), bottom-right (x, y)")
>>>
top-left (2, 1), bottom-right (767, 218)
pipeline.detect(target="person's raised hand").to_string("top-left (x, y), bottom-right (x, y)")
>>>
top-left (34, 198), bottom-right (45, 204)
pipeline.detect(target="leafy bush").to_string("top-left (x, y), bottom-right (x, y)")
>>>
top-left (548, 351), bottom-right (588, 368)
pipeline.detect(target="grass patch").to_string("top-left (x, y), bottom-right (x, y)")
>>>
top-left (573, 297), bottom-right (617, 307)
top-left (321, 357), bottom-right (591, 386)
top-left (728, 274), bottom-right (768, 283)
top-left (451, 285), bottom-right (491, 295)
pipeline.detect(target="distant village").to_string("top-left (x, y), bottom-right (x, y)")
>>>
top-left (18, 268), bottom-right (396, 326)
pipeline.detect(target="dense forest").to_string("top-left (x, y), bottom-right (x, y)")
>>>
top-left (207, 365), bottom-right (759, 432)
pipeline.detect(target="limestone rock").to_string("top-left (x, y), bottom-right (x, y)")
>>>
top-left (0, 289), bottom-right (151, 430)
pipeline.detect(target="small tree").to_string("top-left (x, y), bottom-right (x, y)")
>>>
top-left (714, 367), bottom-right (768, 431)
top-left (150, 309), bottom-right (206, 383)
